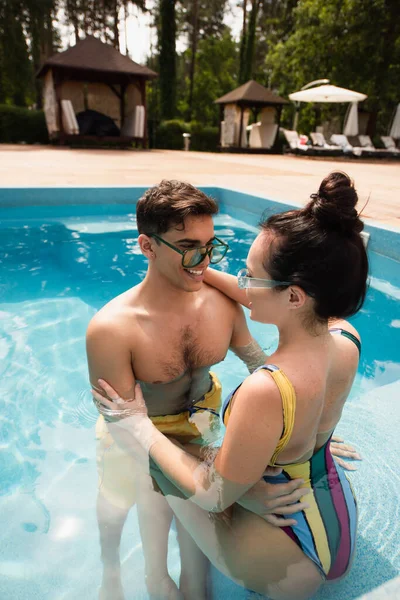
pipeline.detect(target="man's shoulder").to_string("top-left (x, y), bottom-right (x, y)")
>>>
top-left (87, 287), bottom-right (141, 338)
top-left (202, 282), bottom-right (239, 311)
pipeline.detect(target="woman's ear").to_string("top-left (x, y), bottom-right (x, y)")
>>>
top-left (138, 234), bottom-right (155, 260)
top-left (288, 286), bottom-right (307, 310)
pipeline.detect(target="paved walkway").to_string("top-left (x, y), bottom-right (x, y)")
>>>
top-left (0, 145), bottom-right (399, 227)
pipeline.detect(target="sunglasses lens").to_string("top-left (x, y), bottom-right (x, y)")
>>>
top-left (209, 245), bottom-right (227, 264)
top-left (183, 249), bottom-right (206, 268)
top-left (183, 244), bottom-right (228, 268)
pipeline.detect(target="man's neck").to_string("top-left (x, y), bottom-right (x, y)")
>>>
top-left (138, 270), bottom-right (201, 310)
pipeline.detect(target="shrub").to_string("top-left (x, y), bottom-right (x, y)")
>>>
top-left (155, 119), bottom-right (191, 150)
top-left (153, 119), bottom-right (219, 152)
top-left (0, 105), bottom-right (49, 144)
top-left (190, 122), bottom-right (219, 152)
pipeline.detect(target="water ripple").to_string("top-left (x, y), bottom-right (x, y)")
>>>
top-left (337, 380), bottom-right (400, 565)
top-left (67, 388), bottom-right (98, 428)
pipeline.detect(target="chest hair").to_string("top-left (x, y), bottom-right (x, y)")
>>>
top-left (162, 325), bottom-right (220, 378)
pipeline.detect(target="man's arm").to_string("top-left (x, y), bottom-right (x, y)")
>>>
top-left (86, 313), bottom-right (136, 402)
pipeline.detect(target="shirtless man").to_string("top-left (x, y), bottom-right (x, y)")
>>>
top-left (86, 180), bottom-right (358, 600)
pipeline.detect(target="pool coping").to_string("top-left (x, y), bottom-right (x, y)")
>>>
top-left (0, 185), bottom-right (399, 261)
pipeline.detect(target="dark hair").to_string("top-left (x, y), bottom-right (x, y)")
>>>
top-left (136, 180), bottom-right (218, 235)
top-left (261, 172), bottom-right (369, 321)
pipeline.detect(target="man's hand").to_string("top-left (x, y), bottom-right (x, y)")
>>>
top-left (237, 467), bottom-right (310, 527)
top-left (330, 435), bottom-right (362, 471)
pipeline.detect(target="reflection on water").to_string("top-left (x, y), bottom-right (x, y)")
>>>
top-left (0, 209), bottom-right (399, 599)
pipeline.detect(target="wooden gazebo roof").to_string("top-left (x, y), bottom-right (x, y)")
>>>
top-left (37, 36), bottom-right (158, 83)
top-left (215, 80), bottom-right (288, 107)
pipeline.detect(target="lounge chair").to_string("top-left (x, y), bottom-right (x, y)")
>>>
top-left (381, 136), bottom-right (400, 154)
top-left (330, 134), bottom-right (364, 157)
top-left (310, 132), bottom-right (343, 155)
top-left (357, 135), bottom-right (393, 158)
top-left (282, 129), bottom-right (309, 153)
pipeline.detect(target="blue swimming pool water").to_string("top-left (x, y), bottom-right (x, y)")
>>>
top-left (0, 201), bottom-right (399, 600)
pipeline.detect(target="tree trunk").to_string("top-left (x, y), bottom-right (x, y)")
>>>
top-left (243, 0), bottom-right (261, 83)
top-left (238, 0), bottom-right (248, 84)
top-left (159, 0), bottom-right (177, 120)
top-left (124, 2), bottom-right (129, 56)
top-left (187, 0), bottom-right (199, 121)
top-left (113, 0), bottom-right (120, 49)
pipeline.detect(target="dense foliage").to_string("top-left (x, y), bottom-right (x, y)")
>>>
top-left (1, 0), bottom-right (399, 144)
top-left (0, 104), bottom-right (48, 143)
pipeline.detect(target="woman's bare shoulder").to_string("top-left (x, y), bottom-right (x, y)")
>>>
top-left (329, 318), bottom-right (361, 342)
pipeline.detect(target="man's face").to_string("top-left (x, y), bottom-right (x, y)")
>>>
top-left (151, 215), bottom-right (215, 292)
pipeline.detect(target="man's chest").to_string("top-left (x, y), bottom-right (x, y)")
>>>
top-left (132, 314), bottom-right (233, 382)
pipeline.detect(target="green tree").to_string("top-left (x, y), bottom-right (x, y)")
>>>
top-left (253, 0), bottom-right (298, 83)
top-left (239, 0), bottom-right (262, 84)
top-left (159, 0), bottom-right (177, 119)
top-left (23, 0), bottom-right (60, 107)
top-left (265, 0), bottom-right (400, 134)
top-left (177, 27), bottom-right (239, 125)
top-left (186, 0), bottom-right (199, 121)
top-left (0, 0), bottom-right (34, 106)
top-left (177, 0), bottom-right (228, 119)
top-left (238, 0), bottom-right (248, 84)
top-left (242, 0), bottom-right (262, 82)
top-left (64, 0), bottom-right (146, 48)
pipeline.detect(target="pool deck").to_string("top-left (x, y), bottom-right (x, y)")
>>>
top-left (0, 144), bottom-right (399, 228)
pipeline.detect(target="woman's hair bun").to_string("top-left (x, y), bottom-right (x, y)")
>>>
top-left (307, 172), bottom-right (363, 235)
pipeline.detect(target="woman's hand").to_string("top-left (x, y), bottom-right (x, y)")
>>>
top-left (92, 379), bottom-right (148, 422)
top-left (92, 380), bottom-right (157, 457)
top-left (330, 435), bottom-right (362, 471)
top-left (238, 467), bottom-right (310, 527)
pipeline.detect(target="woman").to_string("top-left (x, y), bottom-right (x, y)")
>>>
top-left (93, 172), bottom-right (368, 600)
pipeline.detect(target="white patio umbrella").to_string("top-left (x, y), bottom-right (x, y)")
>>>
top-left (343, 102), bottom-right (359, 136)
top-left (389, 103), bottom-right (400, 139)
top-left (289, 84), bottom-right (367, 103)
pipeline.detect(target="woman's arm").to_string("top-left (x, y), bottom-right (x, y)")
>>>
top-left (94, 371), bottom-right (283, 513)
top-left (204, 268), bottom-right (250, 308)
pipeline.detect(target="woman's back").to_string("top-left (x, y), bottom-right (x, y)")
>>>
top-left (269, 319), bottom-right (361, 466)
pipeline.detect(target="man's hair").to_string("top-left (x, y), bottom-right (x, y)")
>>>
top-left (136, 180), bottom-right (218, 235)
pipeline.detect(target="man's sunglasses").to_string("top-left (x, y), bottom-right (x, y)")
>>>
top-left (152, 234), bottom-right (229, 268)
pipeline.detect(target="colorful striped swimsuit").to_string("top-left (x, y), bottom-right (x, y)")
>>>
top-left (222, 329), bottom-right (360, 580)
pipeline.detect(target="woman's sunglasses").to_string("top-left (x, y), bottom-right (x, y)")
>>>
top-left (237, 268), bottom-right (291, 289)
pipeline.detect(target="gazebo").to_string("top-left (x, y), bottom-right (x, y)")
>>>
top-left (36, 36), bottom-right (158, 146)
top-left (215, 80), bottom-right (289, 153)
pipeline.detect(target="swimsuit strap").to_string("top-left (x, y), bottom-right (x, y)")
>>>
top-left (222, 364), bottom-right (296, 466)
top-left (254, 365), bottom-right (297, 466)
top-left (329, 328), bottom-right (361, 355)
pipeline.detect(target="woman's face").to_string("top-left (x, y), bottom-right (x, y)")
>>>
top-left (245, 231), bottom-right (288, 324)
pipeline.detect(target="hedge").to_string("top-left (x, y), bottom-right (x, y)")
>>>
top-left (0, 105), bottom-right (49, 144)
top-left (151, 119), bottom-right (219, 152)
top-left (190, 122), bottom-right (219, 152)
top-left (153, 119), bottom-right (191, 150)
